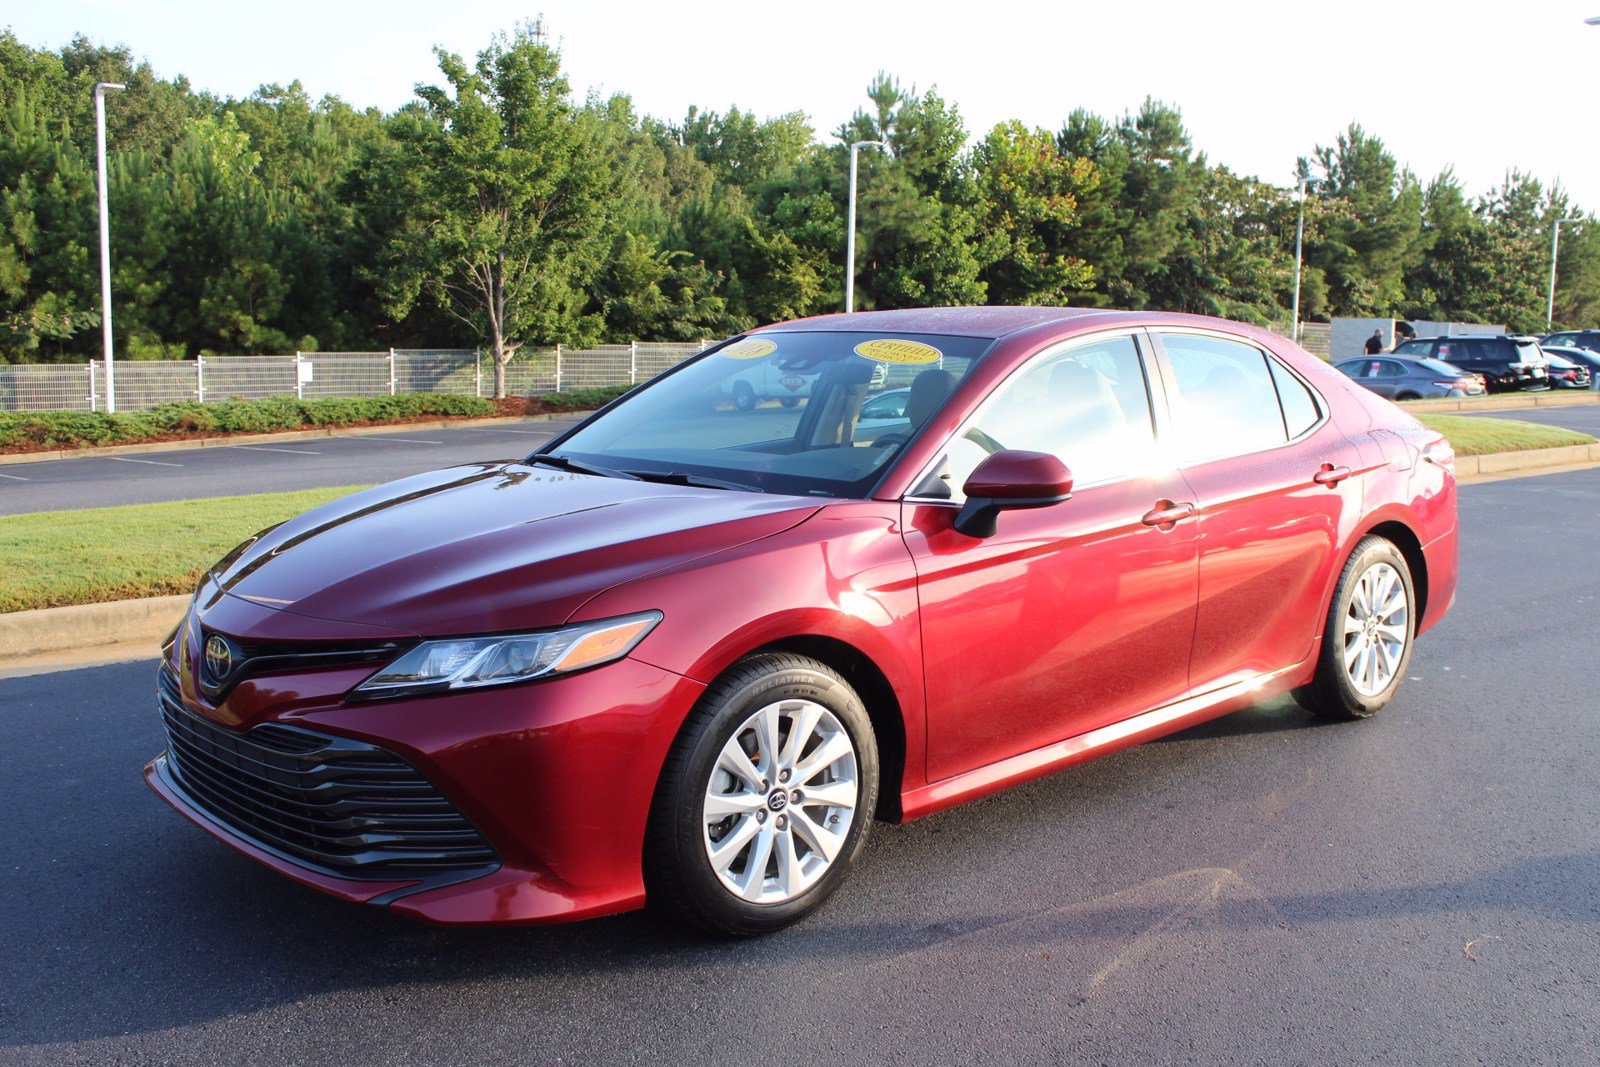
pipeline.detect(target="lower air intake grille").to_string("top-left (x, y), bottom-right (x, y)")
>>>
top-left (157, 669), bottom-right (497, 880)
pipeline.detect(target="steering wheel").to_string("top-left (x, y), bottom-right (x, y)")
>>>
top-left (871, 431), bottom-right (910, 449)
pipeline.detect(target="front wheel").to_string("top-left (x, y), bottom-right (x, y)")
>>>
top-left (644, 653), bottom-right (879, 936)
top-left (731, 382), bottom-right (757, 412)
top-left (1293, 536), bottom-right (1415, 720)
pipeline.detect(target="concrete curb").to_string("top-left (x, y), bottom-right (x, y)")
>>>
top-left (0, 411), bottom-right (593, 467)
top-left (1455, 442), bottom-right (1600, 481)
top-left (1402, 392), bottom-right (1600, 414)
top-left (0, 595), bottom-right (189, 659)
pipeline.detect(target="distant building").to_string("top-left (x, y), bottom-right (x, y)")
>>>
top-left (1329, 317), bottom-right (1505, 361)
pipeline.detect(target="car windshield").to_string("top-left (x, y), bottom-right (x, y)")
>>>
top-left (1417, 358), bottom-right (1464, 377)
top-left (1394, 340), bottom-right (1431, 356)
top-left (546, 331), bottom-right (994, 498)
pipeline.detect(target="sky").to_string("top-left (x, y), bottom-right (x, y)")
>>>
top-left (9, 0), bottom-right (1600, 206)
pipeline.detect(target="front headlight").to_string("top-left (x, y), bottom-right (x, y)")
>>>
top-left (351, 611), bottom-right (662, 700)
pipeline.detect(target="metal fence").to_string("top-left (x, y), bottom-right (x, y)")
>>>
top-left (0, 342), bottom-right (711, 413)
top-left (0, 327), bottom-right (1341, 414)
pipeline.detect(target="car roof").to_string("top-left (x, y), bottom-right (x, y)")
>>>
top-left (751, 306), bottom-right (1234, 340)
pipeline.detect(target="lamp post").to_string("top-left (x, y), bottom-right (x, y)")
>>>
top-left (94, 81), bottom-right (126, 412)
top-left (845, 139), bottom-right (886, 314)
top-left (1547, 217), bottom-right (1581, 330)
top-left (1290, 176), bottom-right (1314, 342)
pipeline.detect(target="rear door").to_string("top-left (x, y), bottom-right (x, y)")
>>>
top-left (1151, 330), bottom-right (1360, 689)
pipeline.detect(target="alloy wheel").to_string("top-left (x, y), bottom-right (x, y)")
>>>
top-left (701, 698), bottom-right (859, 904)
top-left (1342, 561), bottom-right (1409, 696)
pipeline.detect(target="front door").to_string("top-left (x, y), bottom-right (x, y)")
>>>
top-left (902, 333), bottom-right (1201, 783)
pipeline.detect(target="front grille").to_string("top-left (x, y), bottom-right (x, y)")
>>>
top-left (157, 668), bottom-right (497, 880)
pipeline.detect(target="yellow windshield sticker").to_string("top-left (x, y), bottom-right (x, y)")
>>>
top-left (854, 338), bottom-right (942, 365)
top-left (721, 338), bottom-right (777, 360)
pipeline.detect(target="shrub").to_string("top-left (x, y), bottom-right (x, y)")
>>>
top-left (537, 384), bottom-right (631, 410)
top-left (0, 393), bottom-right (497, 450)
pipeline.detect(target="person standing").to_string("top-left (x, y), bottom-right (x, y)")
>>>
top-left (1364, 329), bottom-right (1384, 355)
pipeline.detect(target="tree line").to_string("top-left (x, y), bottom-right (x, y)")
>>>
top-left (3, 25), bottom-right (1596, 391)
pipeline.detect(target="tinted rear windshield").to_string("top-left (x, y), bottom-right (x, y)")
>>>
top-left (548, 331), bottom-right (995, 498)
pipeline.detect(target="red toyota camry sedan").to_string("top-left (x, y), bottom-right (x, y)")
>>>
top-left (146, 307), bottom-right (1458, 935)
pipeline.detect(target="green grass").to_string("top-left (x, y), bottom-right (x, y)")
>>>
top-left (1417, 414), bottom-right (1597, 456)
top-left (2, 411), bottom-right (1591, 615)
top-left (0, 486), bottom-right (369, 613)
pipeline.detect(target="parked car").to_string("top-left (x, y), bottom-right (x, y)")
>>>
top-left (1543, 351), bottom-right (1593, 389)
top-left (1541, 345), bottom-right (1600, 390)
top-left (1333, 355), bottom-right (1487, 400)
top-left (851, 386), bottom-right (912, 442)
top-left (1393, 335), bottom-right (1549, 392)
top-left (1540, 329), bottom-right (1600, 355)
top-left (146, 307), bottom-right (1460, 935)
top-left (722, 347), bottom-right (887, 410)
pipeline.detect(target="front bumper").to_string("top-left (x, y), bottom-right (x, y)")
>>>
top-left (146, 654), bottom-right (707, 925)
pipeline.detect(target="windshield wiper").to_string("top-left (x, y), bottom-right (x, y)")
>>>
top-left (528, 454), bottom-right (640, 480)
top-left (623, 470), bottom-right (761, 493)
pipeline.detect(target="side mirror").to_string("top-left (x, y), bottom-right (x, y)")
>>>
top-left (953, 450), bottom-right (1074, 538)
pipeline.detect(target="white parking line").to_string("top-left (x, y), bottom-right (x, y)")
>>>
top-left (352, 436), bottom-right (444, 445)
top-left (462, 427), bottom-right (555, 436)
top-left (228, 444), bottom-right (321, 455)
top-left (105, 456), bottom-right (182, 467)
top-left (0, 472), bottom-right (28, 481)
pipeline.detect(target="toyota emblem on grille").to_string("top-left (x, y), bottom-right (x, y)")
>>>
top-left (203, 635), bottom-right (233, 682)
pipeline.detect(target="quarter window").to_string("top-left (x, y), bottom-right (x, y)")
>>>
top-left (1161, 334), bottom-right (1288, 459)
top-left (1269, 357), bottom-right (1321, 439)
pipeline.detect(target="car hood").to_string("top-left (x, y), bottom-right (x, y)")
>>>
top-left (203, 462), bottom-right (822, 637)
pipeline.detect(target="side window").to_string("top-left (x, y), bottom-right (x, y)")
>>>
top-left (1437, 341), bottom-right (1467, 364)
top-left (1161, 333), bottom-right (1288, 459)
top-left (920, 335), bottom-right (1158, 501)
top-left (861, 392), bottom-right (908, 420)
top-left (1269, 358), bottom-right (1321, 439)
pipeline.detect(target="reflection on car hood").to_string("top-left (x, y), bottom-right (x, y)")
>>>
top-left (209, 462), bottom-right (822, 636)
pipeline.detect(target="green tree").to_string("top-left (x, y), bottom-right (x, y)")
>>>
top-left (971, 120), bottom-right (1097, 305)
top-left (1306, 124), bottom-right (1428, 316)
top-left (377, 26), bottom-right (616, 396)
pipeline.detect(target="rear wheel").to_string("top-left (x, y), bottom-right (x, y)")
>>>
top-left (1395, 391), bottom-right (1421, 401)
top-left (732, 382), bottom-right (757, 412)
top-left (1293, 536), bottom-right (1415, 720)
top-left (644, 653), bottom-right (878, 936)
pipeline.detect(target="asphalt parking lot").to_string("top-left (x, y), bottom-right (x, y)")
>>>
top-left (0, 420), bottom-right (581, 515)
top-left (2, 467), bottom-right (1597, 1065)
top-left (1483, 402), bottom-right (1600, 435)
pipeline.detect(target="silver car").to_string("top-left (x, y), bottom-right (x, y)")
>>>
top-left (1333, 355), bottom-right (1487, 401)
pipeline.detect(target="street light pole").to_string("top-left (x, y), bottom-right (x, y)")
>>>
top-left (94, 81), bottom-right (126, 412)
top-left (1290, 177), bottom-right (1314, 342)
top-left (1547, 217), bottom-right (1581, 330)
top-left (845, 139), bottom-right (886, 314)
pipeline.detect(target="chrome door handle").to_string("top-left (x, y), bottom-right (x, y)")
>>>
top-left (1313, 464), bottom-right (1352, 486)
top-left (1141, 501), bottom-right (1195, 527)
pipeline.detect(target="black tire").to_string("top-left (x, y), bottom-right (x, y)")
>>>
top-left (1293, 535), bottom-right (1416, 721)
top-left (644, 652), bottom-right (879, 936)
top-left (732, 383), bottom-right (757, 412)
top-left (779, 397), bottom-right (800, 409)
top-left (1394, 391), bottom-right (1420, 402)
